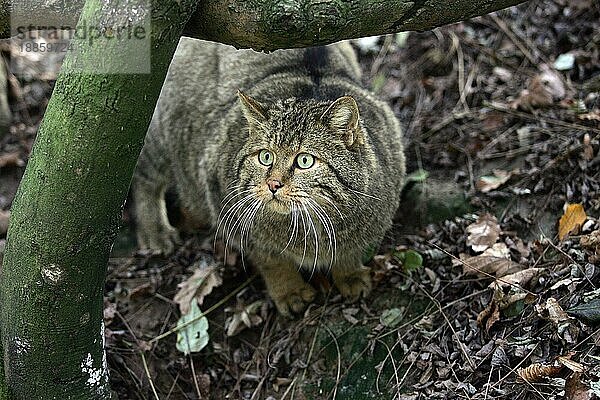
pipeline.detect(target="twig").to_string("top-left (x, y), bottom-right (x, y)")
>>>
top-left (490, 13), bottom-right (537, 65)
top-left (140, 351), bottom-right (160, 400)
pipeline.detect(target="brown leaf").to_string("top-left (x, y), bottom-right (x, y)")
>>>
top-left (517, 362), bottom-right (563, 383)
top-left (460, 255), bottom-right (521, 278)
top-left (0, 152), bottom-right (25, 168)
top-left (565, 373), bottom-right (591, 400)
top-left (174, 264), bottom-right (223, 314)
top-left (559, 204), bottom-right (587, 241)
top-left (466, 213), bottom-right (502, 252)
top-left (225, 299), bottom-right (265, 336)
top-left (580, 230), bottom-right (600, 249)
top-left (511, 66), bottom-right (566, 111)
top-left (492, 267), bottom-right (545, 289)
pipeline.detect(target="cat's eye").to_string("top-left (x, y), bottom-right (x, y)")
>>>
top-left (296, 153), bottom-right (315, 169)
top-left (258, 149), bottom-right (274, 166)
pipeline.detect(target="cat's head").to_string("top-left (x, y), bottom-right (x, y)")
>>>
top-left (231, 90), bottom-right (371, 218)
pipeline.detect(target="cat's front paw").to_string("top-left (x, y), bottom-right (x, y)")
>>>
top-left (137, 224), bottom-right (181, 255)
top-left (272, 283), bottom-right (316, 318)
top-left (333, 266), bottom-right (372, 302)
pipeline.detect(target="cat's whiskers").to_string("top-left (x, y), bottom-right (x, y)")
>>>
top-left (300, 202), bottom-right (319, 280)
top-left (217, 193), bottom-right (257, 260)
top-left (280, 202), bottom-right (298, 254)
top-left (347, 187), bottom-right (381, 201)
top-left (297, 202), bottom-right (309, 271)
top-left (223, 195), bottom-right (259, 264)
top-left (315, 193), bottom-right (344, 220)
top-left (215, 187), bottom-right (253, 241)
top-left (307, 199), bottom-right (337, 272)
top-left (239, 199), bottom-right (262, 270)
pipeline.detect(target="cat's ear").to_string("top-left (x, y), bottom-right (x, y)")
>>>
top-left (320, 96), bottom-right (364, 148)
top-left (237, 90), bottom-right (269, 125)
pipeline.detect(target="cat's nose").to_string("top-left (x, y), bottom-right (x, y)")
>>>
top-left (267, 178), bottom-right (284, 194)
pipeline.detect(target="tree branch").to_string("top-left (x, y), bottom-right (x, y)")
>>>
top-left (1, 0), bottom-right (527, 49)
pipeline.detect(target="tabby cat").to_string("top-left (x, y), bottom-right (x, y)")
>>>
top-left (133, 38), bottom-right (405, 316)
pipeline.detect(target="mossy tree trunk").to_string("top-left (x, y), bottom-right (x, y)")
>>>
top-left (1, 0), bottom-right (527, 48)
top-left (0, 0), bottom-right (199, 398)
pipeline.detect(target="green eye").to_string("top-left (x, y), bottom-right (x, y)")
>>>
top-left (296, 153), bottom-right (315, 169)
top-left (258, 149), bottom-right (274, 166)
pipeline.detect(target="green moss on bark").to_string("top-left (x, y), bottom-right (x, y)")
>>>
top-left (0, 0), bottom-right (199, 398)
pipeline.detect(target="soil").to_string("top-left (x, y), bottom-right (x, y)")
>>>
top-left (1, 1), bottom-right (599, 399)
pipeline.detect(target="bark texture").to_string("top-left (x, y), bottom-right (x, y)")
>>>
top-left (1, 0), bottom-right (527, 49)
top-left (0, 0), bottom-right (199, 398)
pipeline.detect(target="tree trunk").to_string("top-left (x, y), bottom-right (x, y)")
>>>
top-left (0, 0), bottom-right (199, 398)
top-left (1, 0), bottom-right (527, 49)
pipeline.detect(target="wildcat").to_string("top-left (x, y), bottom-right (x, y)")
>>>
top-left (133, 37), bottom-right (405, 316)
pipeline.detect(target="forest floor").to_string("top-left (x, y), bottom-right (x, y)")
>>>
top-left (1, 0), bottom-right (600, 399)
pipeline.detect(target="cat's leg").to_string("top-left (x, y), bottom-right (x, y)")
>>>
top-left (133, 176), bottom-right (181, 254)
top-left (257, 255), bottom-right (316, 317)
top-left (133, 132), bottom-right (181, 254)
top-left (331, 255), bottom-right (372, 301)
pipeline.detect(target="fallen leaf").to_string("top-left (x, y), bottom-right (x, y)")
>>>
top-left (482, 242), bottom-right (511, 259)
top-left (174, 263), bottom-right (222, 314)
top-left (558, 204), bottom-right (587, 241)
top-left (578, 111), bottom-right (600, 122)
top-left (466, 214), bottom-right (502, 252)
top-left (517, 361), bottom-right (563, 383)
top-left (511, 66), bottom-right (566, 111)
top-left (380, 308), bottom-right (404, 328)
top-left (224, 299), bottom-right (265, 337)
top-left (582, 133), bottom-right (594, 161)
top-left (393, 249), bottom-right (423, 272)
top-left (492, 267), bottom-right (544, 289)
top-left (568, 299), bottom-right (600, 325)
top-left (460, 255), bottom-right (521, 278)
top-left (554, 53), bottom-right (575, 71)
top-left (536, 298), bottom-right (579, 344)
top-left (565, 373), bottom-right (591, 400)
top-left (476, 169), bottom-right (514, 193)
top-left (176, 300), bottom-right (209, 355)
top-left (0, 152), bottom-right (25, 168)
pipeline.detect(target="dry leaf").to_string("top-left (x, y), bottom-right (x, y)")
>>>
top-left (482, 242), bottom-right (511, 259)
top-left (466, 214), bottom-right (502, 252)
top-left (517, 362), bottom-right (563, 383)
top-left (565, 373), bottom-right (592, 400)
top-left (476, 169), bottom-right (514, 193)
top-left (558, 204), bottom-right (587, 241)
top-left (558, 354), bottom-right (585, 373)
top-left (582, 133), bottom-right (595, 161)
top-left (536, 298), bottom-right (580, 344)
top-left (0, 152), bottom-right (25, 168)
top-left (580, 230), bottom-right (600, 249)
top-left (460, 255), bottom-right (521, 278)
top-left (511, 66), bottom-right (566, 111)
top-left (174, 264), bottom-right (223, 314)
top-left (578, 110), bottom-right (600, 122)
top-left (225, 299), bottom-right (265, 336)
top-left (492, 267), bottom-right (544, 289)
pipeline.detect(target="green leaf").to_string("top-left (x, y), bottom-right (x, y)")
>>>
top-left (176, 300), bottom-right (209, 355)
top-left (567, 299), bottom-right (600, 325)
top-left (380, 308), bottom-right (403, 327)
top-left (406, 169), bottom-right (429, 183)
top-left (393, 249), bottom-right (424, 272)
